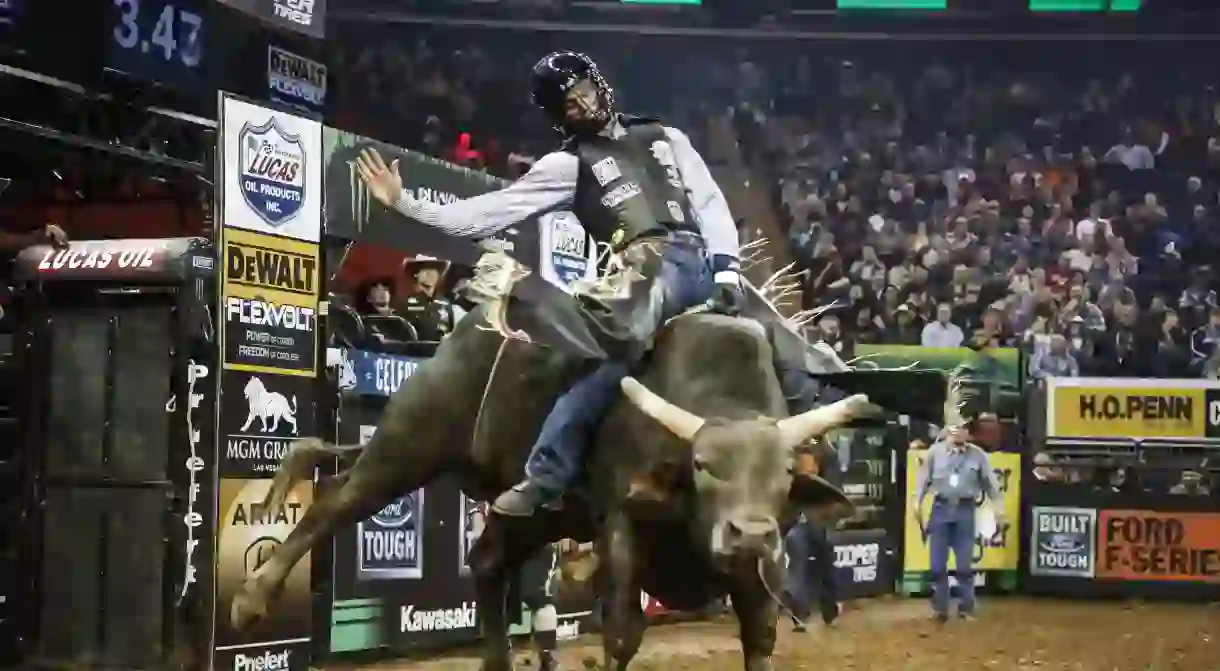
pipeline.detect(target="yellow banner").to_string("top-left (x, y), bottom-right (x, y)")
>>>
top-left (1046, 377), bottom-right (1220, 440)
top-left (220, 227), bottom-right (321, 377)
top-left (903, 450), bottom-right (1021, 572)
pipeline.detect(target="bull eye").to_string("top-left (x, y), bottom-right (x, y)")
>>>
top-left (693, 455), bottom-right (709, 472)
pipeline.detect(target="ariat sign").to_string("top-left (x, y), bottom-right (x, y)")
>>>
top-left (401, 602), bottom-right (477, 632)
top-left (1046, 377), bottom-right (1220, 440)
top-left (233, 649), bottom-right (290, 671)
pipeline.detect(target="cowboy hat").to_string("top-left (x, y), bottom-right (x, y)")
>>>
top-left (402, 254), bottom-right (451, 276)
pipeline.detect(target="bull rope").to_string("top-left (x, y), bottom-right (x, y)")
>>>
top-left (470, 336), bottom-right (511, 450)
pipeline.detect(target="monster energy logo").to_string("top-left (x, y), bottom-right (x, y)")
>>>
top-left (347, 159), bottom-right (372, 232)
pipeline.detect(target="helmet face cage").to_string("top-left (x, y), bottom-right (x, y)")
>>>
top-left (531, 52), bottom-right (615, 132)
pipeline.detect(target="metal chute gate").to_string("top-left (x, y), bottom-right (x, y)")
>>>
top-left (11, 238), bottom-right (217, 669)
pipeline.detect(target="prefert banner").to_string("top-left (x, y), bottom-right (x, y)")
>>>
top-left (222, 228), bottom-right (319, 377)
top-left (1046, 377), bottom-right (1220, 441)
top-left (213, 478), bottom-right (313, 670)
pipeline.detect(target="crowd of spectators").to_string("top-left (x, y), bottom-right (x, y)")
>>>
top-left (754, 48), bottom-right (1220, 382)
top-left (329, 26), bottom-right (1220, 383)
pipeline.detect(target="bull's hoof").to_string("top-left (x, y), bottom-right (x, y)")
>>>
top-left (230, 577), bottom-right (271, 632)
top-left (745, 656), bottom-right (774, 671)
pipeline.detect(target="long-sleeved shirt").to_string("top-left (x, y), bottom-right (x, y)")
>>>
top-left (390, 120), bottom-right (740, 262)
top-left (920, 321), bottom-right (964, 348)
top-left (913, 439), bottom-right (1000, 507)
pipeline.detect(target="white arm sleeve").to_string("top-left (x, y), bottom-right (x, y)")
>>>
top-left (391, 151), bottom-right (578, 238)
top-left (663, 126), bottom-right (740, 262)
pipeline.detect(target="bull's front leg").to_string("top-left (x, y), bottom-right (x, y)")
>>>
top-left (728, 564), bottom-right (781, 671)
top-left (596, 511), bottom-right (647, 671)
top-left (471, 515), bottom-right (543, 671)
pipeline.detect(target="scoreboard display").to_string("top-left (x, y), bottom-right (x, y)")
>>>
top-left (1, 0), bottom-right (326, 117)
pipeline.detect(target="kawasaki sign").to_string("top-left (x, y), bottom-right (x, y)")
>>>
top-left (400, 602), bottom-right (477, 633)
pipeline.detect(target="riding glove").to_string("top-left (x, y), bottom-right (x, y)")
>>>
top-left (708, 254), bottom-right (745, 316)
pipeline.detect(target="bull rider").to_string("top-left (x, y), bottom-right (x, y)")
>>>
top-left (356, 51), bottom-right (825, 517)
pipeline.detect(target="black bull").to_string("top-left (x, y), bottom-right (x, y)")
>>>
top-left (229, 306), bottom-right (917, 670)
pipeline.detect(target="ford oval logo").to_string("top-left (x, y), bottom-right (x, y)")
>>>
top-left (372, 494), bottom-right (414, 528)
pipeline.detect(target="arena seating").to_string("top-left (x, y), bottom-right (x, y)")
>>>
top-left (331, 28), bottom-right (1220, 382)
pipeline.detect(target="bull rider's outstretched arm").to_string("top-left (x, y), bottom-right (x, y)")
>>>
top-left (661, 126), bottom-right (742, 281)
top-left (356, 147), bottom-right (576, 238)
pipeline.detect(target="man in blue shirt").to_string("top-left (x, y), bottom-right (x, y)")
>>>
top-left (912, 421), bottom-right (1002, 622)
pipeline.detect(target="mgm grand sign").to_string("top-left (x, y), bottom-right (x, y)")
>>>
top-left (1045, 377), bottom-right (1220, 441)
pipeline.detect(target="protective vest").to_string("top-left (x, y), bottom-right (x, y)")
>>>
top-left (568, 116), bottom-right (699, 249)
top-left (402, 291), bottom-right (456, 341)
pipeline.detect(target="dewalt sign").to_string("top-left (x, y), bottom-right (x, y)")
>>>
top-left (1046, 378), bottom-right (1220, 440)
top-left (221, 228), bottom-right (320, 377)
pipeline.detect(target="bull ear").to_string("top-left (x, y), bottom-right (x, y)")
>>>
top-left (788, 472), bottom-right (853, 512)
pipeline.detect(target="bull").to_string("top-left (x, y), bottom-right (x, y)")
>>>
top-left (230, 254), bottom-right (887, 671)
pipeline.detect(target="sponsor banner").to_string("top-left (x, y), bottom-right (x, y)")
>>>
top-left (217, 0), bottom-right (325, 39)
top-left (222, 228), bottom-right (319, 377)
top-left (852, 345), bottom-right (1023, 444)
top-left (1096, 510), bottom-right (1220, 583)
top-left (1030, 506), bottom-right (1097, 578)
top-left (178, 358), bottom-right (215, 618)
top-left (344, 349), bottom-right (424, 397)
top-left (1046, 377), bottom-right (1220, 441)
top-left (400, 601), bottom-right (477, 634)
top-left (268, 45), bottom-right (327, 113)
top-left (537, 211), bottom-right (596, 292)
top-left (903, 451), bottom-right (1021, 572)
top-left (220, 371), bottom-right (314, 476)
top-left (14, 238), bottom-right (209, 282)
top-left (459, 494), bottom-right (483, 576)
top-left (321, 127), bottom-right (535, 270)
top-left (222, 96), bottom-right (322, 243)
top-left (213, 478), bottom-right (313, 670)
top-left (356, 425), bottom-right (425, 581)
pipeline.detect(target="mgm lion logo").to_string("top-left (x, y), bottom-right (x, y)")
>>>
top-left (239, 376), bottom-right (299, 434)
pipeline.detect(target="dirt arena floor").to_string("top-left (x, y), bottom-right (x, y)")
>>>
top-left (334, 597), bottom-right (1218, 670)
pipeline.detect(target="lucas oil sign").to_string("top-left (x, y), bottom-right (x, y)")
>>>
top-left (221, 96), bottom-right (322, 243)
top-left (1045, 377), bottom-right (1220, 440)
top-left (221, 228), bottom-right (319, 377)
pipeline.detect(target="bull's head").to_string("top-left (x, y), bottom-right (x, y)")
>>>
top-left (620, 377), bottom-right (872, 568)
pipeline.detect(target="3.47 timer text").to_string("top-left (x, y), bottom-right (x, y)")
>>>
top-left (112, 0), bottom-right (204, 68)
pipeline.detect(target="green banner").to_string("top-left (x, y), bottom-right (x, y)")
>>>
top-left (852, 345), bottom-right (1024, 423)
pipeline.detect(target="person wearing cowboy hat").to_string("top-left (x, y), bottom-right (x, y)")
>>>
top-left (912, 419), bottom-right (1002, 623)
top-left (354, 276), bottom-right (399, 317)
top-left (401, 254), bottom-right (458, 342)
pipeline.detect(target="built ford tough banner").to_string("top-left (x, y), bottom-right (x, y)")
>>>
top-left (1045, 378), bottom-right (1220, 441)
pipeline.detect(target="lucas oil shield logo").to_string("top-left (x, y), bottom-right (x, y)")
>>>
top-left (239, 117), bottom-right (307, 227)
top-left (540, 211), bottom-right (592, 291)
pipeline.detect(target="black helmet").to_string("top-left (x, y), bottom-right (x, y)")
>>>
top-left (530, 51), bottom-right (614, 132)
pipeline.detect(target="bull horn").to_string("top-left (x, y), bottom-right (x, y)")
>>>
top-left (620, 377), bottom-right (706, 441)
top-left (776, 394), bottom-right (874, 448)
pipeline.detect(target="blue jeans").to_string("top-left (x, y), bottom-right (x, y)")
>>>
top-left (784, 516), bottom-right (836, 621)
top-left (928, 500), bottom-right (978, 616)
top-left (524, 240), bottom-right (713, 493)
